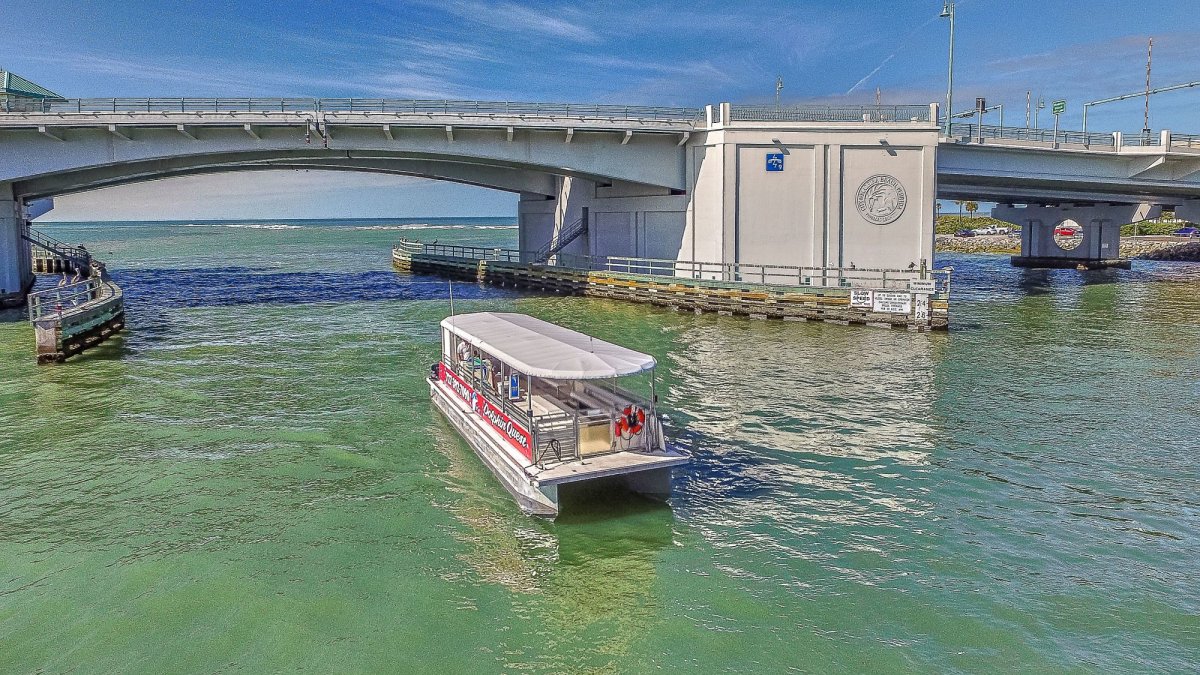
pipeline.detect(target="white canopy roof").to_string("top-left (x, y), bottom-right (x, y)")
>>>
top-left (441, 312), bottom-right (656, 380)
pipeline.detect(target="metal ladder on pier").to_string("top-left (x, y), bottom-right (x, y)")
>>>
top-left (532, 217), bottom-right (587, 263)
top-left (21, 225), bottom-right (92, 271)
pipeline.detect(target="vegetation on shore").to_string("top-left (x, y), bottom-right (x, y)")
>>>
top-left (934, 215), bottom-right (1016, 234)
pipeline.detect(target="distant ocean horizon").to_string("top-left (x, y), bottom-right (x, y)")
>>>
top-left (33, 216), bottom-right (517, 231)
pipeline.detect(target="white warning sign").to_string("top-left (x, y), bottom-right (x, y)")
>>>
top-left (872, 291), bottom-right (912, 314)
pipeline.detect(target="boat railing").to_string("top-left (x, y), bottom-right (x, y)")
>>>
top-left (396, 239), bottom-right (950, 292)
top-left (533, 411), bottom-right (579, 468)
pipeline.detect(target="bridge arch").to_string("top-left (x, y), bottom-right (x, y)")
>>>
top-left (12, 151), bottom-right (578, 201)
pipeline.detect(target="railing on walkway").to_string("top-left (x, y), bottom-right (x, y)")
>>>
top-left (395, 239), bottom-right (950, 292)
top-left (28, 278), bottom-right (102, 321)
top-left (731, 104), bottom-right (932, 123)
top-left (5, 97), bottom-right (703, 121)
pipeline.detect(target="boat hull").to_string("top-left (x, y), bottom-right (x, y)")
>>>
top-left (430, 379), bottom-right (686, 517)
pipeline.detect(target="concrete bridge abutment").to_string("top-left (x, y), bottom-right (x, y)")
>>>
top-left (0, 182), bottom-right (34, 308)
top-left (994, 203), bottom-right (1160, 270)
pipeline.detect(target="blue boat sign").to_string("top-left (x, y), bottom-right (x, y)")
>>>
top-left (766, 153), bottom-right (784, 172)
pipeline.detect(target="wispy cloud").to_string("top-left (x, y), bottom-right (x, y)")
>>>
top-left (421, 1), bottom-right (597, 43)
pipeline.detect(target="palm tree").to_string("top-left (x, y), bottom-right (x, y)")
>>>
top-left (955, 200), bottom-right (964, 217)
top-left (965, 201), bottom-right (979, 217)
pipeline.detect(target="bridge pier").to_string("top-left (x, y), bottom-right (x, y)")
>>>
top-left (0, 182), bottom-right (34, 308)
top-left (1176, 199), bottom-right (1200, 224)
top-left (995, 203), bottom-right (1160, 270)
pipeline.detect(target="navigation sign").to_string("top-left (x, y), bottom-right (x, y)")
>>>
top-left (850, 289), bottom-right (873, 308)
top-left (509, 374), bottom-right (520, 400)
top-left (1052, 99), bottom-right (1066, 115)
top-left (908, 279), bottom-right (937, 295)
top-left (913, 295), bottom-right (930, 321)
top-left (872, 291), bottom-right (912, 315)
top-left (765, 153), bottom-right (784, 172)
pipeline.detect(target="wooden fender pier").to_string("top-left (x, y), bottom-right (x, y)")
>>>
top-left (392, 241), bottom-right (951, 330)
top-left (28, 264), bottom-right (124, 363)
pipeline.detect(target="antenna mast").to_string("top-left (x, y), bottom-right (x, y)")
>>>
top-left (775, 76), bottom-right (783, 109)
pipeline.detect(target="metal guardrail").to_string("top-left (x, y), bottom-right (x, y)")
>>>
top-left (6, 97), bottom-right (704, 121)
top-left (1172, 133), bottom-right (1200, 149)
top-left (948, 123), bottom-right (1118, 147)
top-left (22, 226), bottom-right (92, 265)
top-left (731, 104), bottom-right (932, 123)
top-left (28, 278), bottom-right (101, 321)
top-left (1122, 133), bottom-right (1163, 147)
top-left (395, 239), bottom-right (951, 292)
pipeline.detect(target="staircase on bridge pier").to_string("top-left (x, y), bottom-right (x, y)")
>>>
top-left (22, 225), bottom-right (92, 275)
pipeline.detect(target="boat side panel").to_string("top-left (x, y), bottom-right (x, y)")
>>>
top-left (431, 381), bottom-right (559, 517)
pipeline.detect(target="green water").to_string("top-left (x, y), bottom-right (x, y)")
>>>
top-left (2, 220), bottom-right (1199, 673)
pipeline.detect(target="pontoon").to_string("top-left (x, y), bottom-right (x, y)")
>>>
top-left (429, 312), bottom-right (689, 517)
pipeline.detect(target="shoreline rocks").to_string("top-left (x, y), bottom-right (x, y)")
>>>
top-left (935, 235), bottom-right (1200, 261)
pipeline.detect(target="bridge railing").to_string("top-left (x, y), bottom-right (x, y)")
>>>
top-left (1172, 133), bottom-right (1200, 149)
top-left (8, 97), bottom-right (703, 121)
top-left (949, 122), bottom-right (1118, 147)
top-left (394, 239), bottom-right (950, 292)
top-left (730, 104), bottom-right (933, 123)
top-left (1121, 132), bottom-right (1164, 147)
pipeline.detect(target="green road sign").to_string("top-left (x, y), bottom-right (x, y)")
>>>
top-left (1052, 99), bottom-right (1066, 115)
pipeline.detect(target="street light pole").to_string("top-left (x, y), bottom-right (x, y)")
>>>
top-left (940, 1), bottom-right (956, 136)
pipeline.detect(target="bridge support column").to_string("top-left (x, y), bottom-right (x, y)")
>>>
top-left (519, 176), bottom-right (688, 263)
top-left (0, 182), bottom-right (34, 308)
top-left (1176, 199), bottom-right (1200, 224)
top-left (995, 203), bottom-right (1159, 270)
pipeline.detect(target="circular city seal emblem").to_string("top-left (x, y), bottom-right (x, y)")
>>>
top-left (855, 174), bottom-right (908, 225)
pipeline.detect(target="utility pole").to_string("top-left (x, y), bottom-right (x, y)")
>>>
top-left (1025, 91), bottom-right (1031, 128)
top-left (875, 86), bottom-right (881, 105)
top-left (775, 76), bottom-right (783, 110)
top-left (1144, 37), bottom-right (1154, 135)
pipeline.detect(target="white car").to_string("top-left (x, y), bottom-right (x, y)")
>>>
top-left (972, 226), bottom-right (1011, 235)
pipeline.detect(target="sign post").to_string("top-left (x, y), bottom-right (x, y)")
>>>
top-left (1051, 99), bottom-right (1066, 144)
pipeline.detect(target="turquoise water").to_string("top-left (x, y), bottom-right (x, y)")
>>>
top-left (2, 219), bottom-right (1199, 672)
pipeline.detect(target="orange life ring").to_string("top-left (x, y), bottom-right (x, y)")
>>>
top-left (615, 405), bottom-right (645, 438)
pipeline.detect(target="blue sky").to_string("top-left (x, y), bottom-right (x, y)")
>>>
top-left (10, 0), bottom-right (1199, 221)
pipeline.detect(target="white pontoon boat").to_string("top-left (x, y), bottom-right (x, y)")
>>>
top-left (429, 312), bottom-right (689, 517)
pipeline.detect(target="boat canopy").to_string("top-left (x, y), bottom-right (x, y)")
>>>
top-left (441, 312), bottom-right (656, 380)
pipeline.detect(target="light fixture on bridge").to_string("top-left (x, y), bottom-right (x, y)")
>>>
top-left (940, 1), bottom-right (956, 137)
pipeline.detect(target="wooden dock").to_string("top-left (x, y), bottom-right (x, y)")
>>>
top-left (393, 241), bottom-right (950, 331)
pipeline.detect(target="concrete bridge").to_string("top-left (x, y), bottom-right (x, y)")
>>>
top-left (4, 96), bottom-right (1200, 307)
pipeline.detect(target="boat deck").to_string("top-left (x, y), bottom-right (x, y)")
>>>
top-left (529, 450), bottom-right (689, 486)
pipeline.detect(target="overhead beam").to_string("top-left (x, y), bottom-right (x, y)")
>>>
top-left (243, 124), bottom-right (260, 140)
top-left (37, 126), bottom-right (64, 142)
top-left (176, 124), bottom-right (197, 141)
top-left (107, 125), bottom-right (130, 141)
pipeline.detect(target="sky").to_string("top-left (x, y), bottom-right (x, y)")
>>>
top-left (7, 0), bottom-right (1199, 221)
